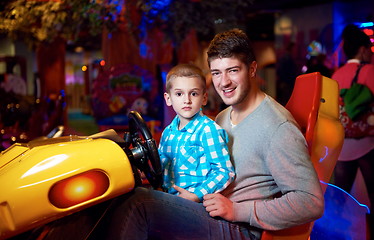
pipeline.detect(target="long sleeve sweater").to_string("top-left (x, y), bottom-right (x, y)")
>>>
top-left (216, 95), bottom-right (324, 230)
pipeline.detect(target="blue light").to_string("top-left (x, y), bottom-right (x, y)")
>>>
top-left (138, 0), bottom-right (172, 39)
top-left (139, 42), bottom-right (148, 58)
top-left (319, 146), bottom-right (328, 163)
top-left (320, 180), bottom-right (370, 214)
top-left (356, 22), bottom-right (374, 28)
top-left (312, 180), bottom-right (370, 239)
top-left (161, 71), bottom-right (167, 84)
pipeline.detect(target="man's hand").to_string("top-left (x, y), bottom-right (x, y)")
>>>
top-left (203, 193), bottom-right (234, 221)
top-left (173, 185), bottom-right (200, 202)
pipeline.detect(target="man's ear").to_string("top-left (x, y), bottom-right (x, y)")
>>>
top-left (249, 61), bottom-right (258, 78)
top-left (164, 92), bottom-right (172, 106)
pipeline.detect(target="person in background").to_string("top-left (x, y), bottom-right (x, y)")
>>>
top-left (106, 29), bottom-right (324, 240)
top-left (331, 24), bottom-right (374, 225)
top-left (159, 63), bottom-right (235, 202)
top-left (303, 40), bottom-right (332, 78)
top-left (276, 42), bottom-right (298, 106)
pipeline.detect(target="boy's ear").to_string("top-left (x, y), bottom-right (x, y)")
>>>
top-left (202, 92), bottom-right (208, 106)
top-left (164, 92), bottom-right (172, 106)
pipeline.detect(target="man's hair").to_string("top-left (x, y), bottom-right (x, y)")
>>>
top-left (207, 28), bottom-right (256, 66)
top-left (165, 63), bottom-right (206, 93)
top-left (342, 24), bottom-right (371, 59)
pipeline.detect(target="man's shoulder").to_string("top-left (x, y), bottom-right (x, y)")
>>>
top-left (215, 107), bottom-right (231, 123)
top-left (260, 96), bottom-right (296, 125)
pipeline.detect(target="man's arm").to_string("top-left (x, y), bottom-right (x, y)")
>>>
top-left (234, 123), bottom-right (324, 230)
top-left (203, 193), bottom-right (235, 221)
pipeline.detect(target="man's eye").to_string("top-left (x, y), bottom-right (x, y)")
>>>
top-left (211, 72), bottom-right (220, 76)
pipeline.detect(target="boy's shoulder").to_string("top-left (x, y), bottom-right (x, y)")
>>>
top-left (200, 114), bottom-right (225, 131)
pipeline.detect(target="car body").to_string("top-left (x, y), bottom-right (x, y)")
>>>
top-left (0, 134), bottom-right (135, 239)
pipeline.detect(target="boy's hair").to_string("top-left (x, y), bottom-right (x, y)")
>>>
top-left (207, 28), bottom-right (256, 66)
top-left (165, 64), bottom-right (206, 93)
top-left (342, 24), bottom-right (372, 59)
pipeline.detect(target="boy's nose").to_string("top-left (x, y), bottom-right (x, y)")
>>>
top-left (184, 95), bottom-right (192, 103)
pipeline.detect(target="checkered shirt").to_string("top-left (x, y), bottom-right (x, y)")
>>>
top-left (158, 111), bottom-right (235, 201)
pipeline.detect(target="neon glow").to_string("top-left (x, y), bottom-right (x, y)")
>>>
top-left (312, 180), bottom-right (370, 238)
top-left (319, 146), bottom-right (328, 163)
top-left (49, 171), bottom-right (109, 208)
top-left (320, 180), bottom-right (370, 214)
top-left (363, 29), bottom-right (373, 36)
top-left (358, 22), bottom-right (374, 28)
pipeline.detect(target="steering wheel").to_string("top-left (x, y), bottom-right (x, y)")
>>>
top-left (124, 111), bottom-right (163, 189)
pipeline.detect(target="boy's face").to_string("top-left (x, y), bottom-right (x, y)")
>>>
top-left (164, 76), bottom-right (207, 124)
top-left (210, 57), bottom-right (256, 107)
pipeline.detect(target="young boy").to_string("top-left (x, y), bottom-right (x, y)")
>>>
top-left (158, 63), bottom-right (235, 203)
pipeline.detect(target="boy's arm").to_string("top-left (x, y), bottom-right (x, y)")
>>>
top-left (158, 129), bottom-right (172, 191)
top-left (173, 185), bottom-right (200, 202)
top-left (193, 125), bottom-right (235, 200)
top-left (157, 129), bottom-right (168, 168)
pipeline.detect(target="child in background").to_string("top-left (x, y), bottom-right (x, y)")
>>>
top-left (158, 63), bottom-right (235, 202)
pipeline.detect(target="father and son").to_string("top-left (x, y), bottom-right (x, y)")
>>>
top-left (106, 28), bottom-right (324, 240)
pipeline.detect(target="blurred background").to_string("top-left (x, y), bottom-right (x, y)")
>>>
top-left (1, 0), bottom-right (373, 143)
top-left (0, 0), bottom-right (373, 233)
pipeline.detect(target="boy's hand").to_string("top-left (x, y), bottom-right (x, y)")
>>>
top-left (173, 185), bottom-right (200, 202)
top-left (203, 193), bottom-right (234, 221)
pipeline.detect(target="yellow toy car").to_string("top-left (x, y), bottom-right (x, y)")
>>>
top-left (0, 111), bottom-right (162, 240)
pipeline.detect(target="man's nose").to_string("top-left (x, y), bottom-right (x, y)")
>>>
top-left (221, 73), bottom-right (232, 86)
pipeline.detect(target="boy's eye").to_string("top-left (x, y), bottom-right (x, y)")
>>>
top-left (176, 92), bottom-right (182, 96)
top-left (191, 92), bottom-right (198, 97)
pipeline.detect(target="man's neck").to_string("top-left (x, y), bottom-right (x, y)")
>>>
top-left (230, 91), bottom-right (265, 125)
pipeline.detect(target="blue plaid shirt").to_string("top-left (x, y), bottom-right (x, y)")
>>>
top-left (158, 111), bottom-right (235, 201)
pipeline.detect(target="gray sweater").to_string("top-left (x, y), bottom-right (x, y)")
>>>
top-left (216, 95), bottom-right (324, 231)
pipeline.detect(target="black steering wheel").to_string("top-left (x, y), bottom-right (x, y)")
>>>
top-left (124, 111), bottom-right (163, 189)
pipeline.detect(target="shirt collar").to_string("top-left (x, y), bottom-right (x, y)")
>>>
top-left (169, 110), bottom-right (204, 133)
top-left (347, 59), bottom-right (361, 64)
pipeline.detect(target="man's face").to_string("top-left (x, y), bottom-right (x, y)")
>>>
top-left (210, 57), bottom-right (255, 107)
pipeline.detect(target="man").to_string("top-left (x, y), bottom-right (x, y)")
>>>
top-left (106, 29), bottom-right (324, 240)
